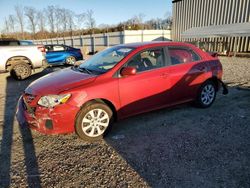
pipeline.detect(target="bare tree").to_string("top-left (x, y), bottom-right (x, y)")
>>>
top-left (37, 10), bottom-right (46, 33)
top-left (66, 10), bottom-right (76, 36)
top-left (85, 10), bottom-right (96, 33)
top-left (59, 8), bottom-right (68, 32)
top-left (3, 18), bottom-right (10, 34)
top-left (2, 4), bottom-right (172, 40)
top-left (54, 7), bottom-right (62, 36)
top-left (25, 6), bottom-right (37, 38)
top-left (15, 5), bottom-right (25, 39)
top-left (136, 13), bottom-right (145, 24)
top-left (76, 13), bottom-right (85, 32)
top-left (46, 5), bottom-right (56, 33)
top-left (8, 15), bottom-right (16, 33)
top-left (129, 13), bottom-right (145, 29)
top-left (53, 8), bottom-right (75, 37)
top-left (98, 24), bottom-right (111, 33)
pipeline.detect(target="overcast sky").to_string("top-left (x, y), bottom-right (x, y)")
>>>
top-left (0, 0), bottom-right (172, 31)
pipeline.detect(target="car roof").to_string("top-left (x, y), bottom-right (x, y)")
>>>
top-left (116, 41), bottom-right (196, 49)
top-left (45, 44), bottom-right (64, 46)
top-left (44, 41), bottom-right (197, 50)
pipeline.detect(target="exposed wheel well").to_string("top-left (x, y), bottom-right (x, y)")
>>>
top-left (80, 99), bottom-right (117, 121)
top-left (66, 55), bottom-right (76, 58)
top-left (206, 77), bottom-right (219, 91)
top-left (6, 56), bottom-right (33, 71)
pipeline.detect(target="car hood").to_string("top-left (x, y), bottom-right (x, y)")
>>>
top-left (25, 68), bottom-right (97, 95)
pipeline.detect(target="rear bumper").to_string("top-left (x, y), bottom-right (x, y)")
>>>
top-left (218, 79), bottom-right (229, 95)
top-left (77, 54), bottom-right (84, 61)
top-left (32, 58), bottom-right (49, 69)
top-left (16, 96), bottom-right (79, 134)
top-left (42, 59), bottom-right (49, 68)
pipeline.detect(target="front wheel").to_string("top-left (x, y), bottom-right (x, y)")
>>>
top-left (75, 102), bottom-right (113, 141)
top-left (195, 81), bottom-right (216, 108)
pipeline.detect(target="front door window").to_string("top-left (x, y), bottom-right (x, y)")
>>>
top-left (127, 48), bottom-right (165, 73)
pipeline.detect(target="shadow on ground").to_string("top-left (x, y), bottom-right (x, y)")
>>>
top-left (0, 64), bottom-right (249, 187)
top-left (0, 66), bottom-right (65, 187)
top-left (105, 86), bottom-right (250, 187)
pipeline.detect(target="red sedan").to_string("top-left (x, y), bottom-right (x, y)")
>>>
top-left (16, 42), bottom-right (228, 141)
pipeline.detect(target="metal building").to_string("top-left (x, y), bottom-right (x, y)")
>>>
top-left (172, 0), bottom-right (250, 53)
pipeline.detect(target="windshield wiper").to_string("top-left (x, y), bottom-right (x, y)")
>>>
top-left (77, 67), bottom-right (92, 74)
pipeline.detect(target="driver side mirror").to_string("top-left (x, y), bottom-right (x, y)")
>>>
top-left (120, 67), bottom-right (137, 77)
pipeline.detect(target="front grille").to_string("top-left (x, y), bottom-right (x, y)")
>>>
top-left (23, 97), bottom-right (36, 114)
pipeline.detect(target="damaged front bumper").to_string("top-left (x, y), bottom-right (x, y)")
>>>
top-left (16, 96), bottom-right (79, 134)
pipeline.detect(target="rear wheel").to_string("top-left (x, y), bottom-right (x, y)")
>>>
top-left (10, 63), bottom-right (32, 80)
top-left (75, 102), bottom-right (113, 141)
top-left (195, 80), bottom-right (216, 108)
top-left (65, 56), bottom-right (76, 65)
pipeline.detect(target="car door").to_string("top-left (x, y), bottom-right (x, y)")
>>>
top-left (167, 46), bottom-right (206, 104)
top-left (118, 47), bottom-right (172, 117)
top-left (46, 45), bottom-right (66, 64)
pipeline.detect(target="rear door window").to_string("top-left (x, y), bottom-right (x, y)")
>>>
top-left (168, 47), bottom-right (201, 65)
top-left (53, 45), bottom-right (65, 51)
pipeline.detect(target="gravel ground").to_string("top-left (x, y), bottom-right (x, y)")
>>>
top-left (0, 57), bottom-right (249, 187)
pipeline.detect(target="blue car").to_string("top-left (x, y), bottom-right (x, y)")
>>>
top-left (20, 40), bottom-right (34, 45)
top-left (45, 44), bottom-right (83, 65)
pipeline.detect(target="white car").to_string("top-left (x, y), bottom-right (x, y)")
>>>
top-left (0, 45), bottom-right (47, 80)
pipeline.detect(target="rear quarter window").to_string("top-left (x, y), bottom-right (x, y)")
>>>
top-left (168, 47), bottom-right (201, 65)
top-left (66, 46), bottom-right (76, 51)
top-left (45, 45), bottom-right (53, 52)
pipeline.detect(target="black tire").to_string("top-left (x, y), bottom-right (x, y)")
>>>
top-left (65, 56), bottom-right (76, 65)
top-left (10, 63), bottom-right (32, 80)
top-left (195, 80), bottom-right (217, 108)
top-left (75, 102), bottom-right (113, 141)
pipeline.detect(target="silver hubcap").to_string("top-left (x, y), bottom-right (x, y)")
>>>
top-left (14, 65), bottom-right (29, 78)
top-left (81, 109), bottom-right (109, 137)
top-left (201, 84), bottom-right (215, 105)
top-left (66, 56), bottom-right (76, 64)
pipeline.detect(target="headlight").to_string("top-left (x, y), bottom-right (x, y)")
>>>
top-left (38, 94), bottom-right (71, 108)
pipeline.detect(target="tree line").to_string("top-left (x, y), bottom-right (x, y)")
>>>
top-left (1, 5), bottom-right (172, 40)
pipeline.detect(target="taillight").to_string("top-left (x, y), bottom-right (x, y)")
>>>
top-left (37, 45), bottom-right (46, 53)
top-left (78, 49), bottom-right (82, 54)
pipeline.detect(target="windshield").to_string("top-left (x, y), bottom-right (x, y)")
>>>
top-left (79, 46), bottom-right (134, 73)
